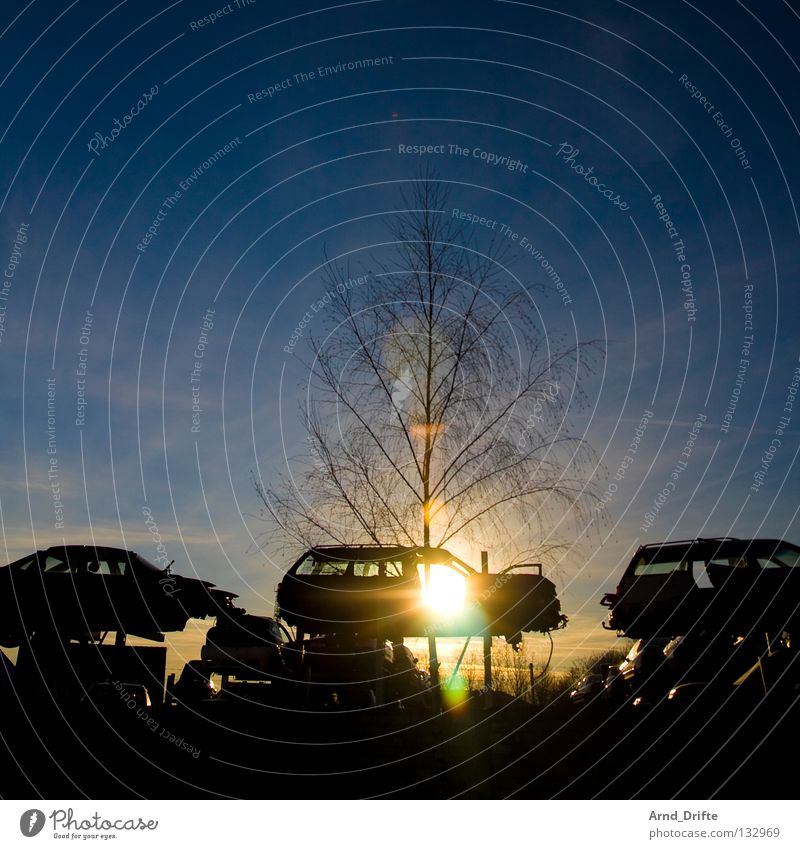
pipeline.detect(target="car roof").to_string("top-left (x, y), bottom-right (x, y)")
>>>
top-left (2, 545), bottom-right (167, 574)
top-left (41, 544), bottom-right (136, 556)
top-left (298, 544), bottom-right (417, 562)
top-left (634, 538), bottom-right (793, 558)
top-left (636, 537), bottom-right (789, 549)
top-left (290, 545), bottom-right (478, 574)
top-left (42, 546), bottom-right (163, 571)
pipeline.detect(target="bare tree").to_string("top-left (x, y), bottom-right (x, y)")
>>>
top-left (256, 175), bottom-right (601, 562)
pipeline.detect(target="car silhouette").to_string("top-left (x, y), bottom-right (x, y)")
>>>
top-left (601, 538), bottom-right (800, 639)
top-left (616, 637), bottom-right (672, 705)
top-left (173, 660), bottom-right (217, 705)
top-left (300, 634), bottom-right (396, 709)
top-left (275, 544), bottom-right (566, 643)
top-left (201, 613), bottom-right (286, 678)
top-left (80, 679), bottom-right (152, 711)
top-left (569, 672), bottom-right (605, 705)
top-left (0, 545), bottom-right (238, 646)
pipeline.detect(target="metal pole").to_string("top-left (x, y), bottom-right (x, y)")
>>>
top-left (529, 662), bottom-right (535, 705)
top-left (448, 636), bottom-right (471, 688)
top-left (425, 562), bottom-right (441, 700)
top-left (481, 551), bottom-right (492, 693)
top-left (375, 638), bottom-right (385, 706)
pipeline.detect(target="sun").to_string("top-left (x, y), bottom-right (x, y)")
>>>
top-left (421, 563), bottom-right (466, 615)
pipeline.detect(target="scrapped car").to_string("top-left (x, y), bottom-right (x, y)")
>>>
top-left (275, 545), bottom-right (566, 642)
top-left (173, 660), bottom-right (217, 705)
top-left (300, 634), bottom-right (395, 708)
top-left (616, 637), bottom-right (671, 705)
top-left (662, 631), bottom-right (749, 685)
top-left (201, 613), bottom-right (286, 678)
top-left (0, 545), bottom-right (238, 647)
top-left (388, 639), bottom-right (432, 705)
top-left (601, 538), bottom-right (800, 639)
top-left (569, 673), bottom-right (605, 705)
top-left (80, 680), bottom-right (152, 711)
top-left (602, 662), bottom-right (626, 703)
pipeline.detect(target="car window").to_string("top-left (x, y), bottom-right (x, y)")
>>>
top-left (294, 556), bottom-right (315, 574)
top-left (706, 556), bottom-right (748, 569)
top-left (296, 559), bottom-right (348, 576)
top-left (89, 560), bottom-right (128, 575)
top-left (633, 558), bottom-right (688, 576)
top-left (44, 555), bottom-right (70, 573)
top-left (350, 560), bottom-right (405, 577)
top-left (756, 547), bottom-right (800, 569)
top-left (15, 558), bottom-right (35, 571)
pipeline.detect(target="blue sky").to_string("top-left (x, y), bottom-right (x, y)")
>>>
top-left (1, 0), bottom-right (799, 669)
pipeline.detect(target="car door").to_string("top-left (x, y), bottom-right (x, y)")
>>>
top-left (34, 548), bottom-right (96, 632)
top-left (86, 552), bottom-right (139, 629)
top-left (743, 542), bottom-right (800, 632)
top-left (287, 552), bottom-right (421, 633)
top-left (612, 545), bottom-right (700, 636)
top-left (293, 556), bottom-right (355, 627)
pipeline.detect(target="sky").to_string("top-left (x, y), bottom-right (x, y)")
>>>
top-left (1, 0), bottom-right (799, 673)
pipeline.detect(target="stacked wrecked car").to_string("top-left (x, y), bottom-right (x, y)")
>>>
top-left (599, 537), bottom-right (800, 710)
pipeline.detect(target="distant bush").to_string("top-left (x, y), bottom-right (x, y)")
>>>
top-left (565, 644), bottom-right (633, 687)
top-left (417, 639), bottom-right (633, 708)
